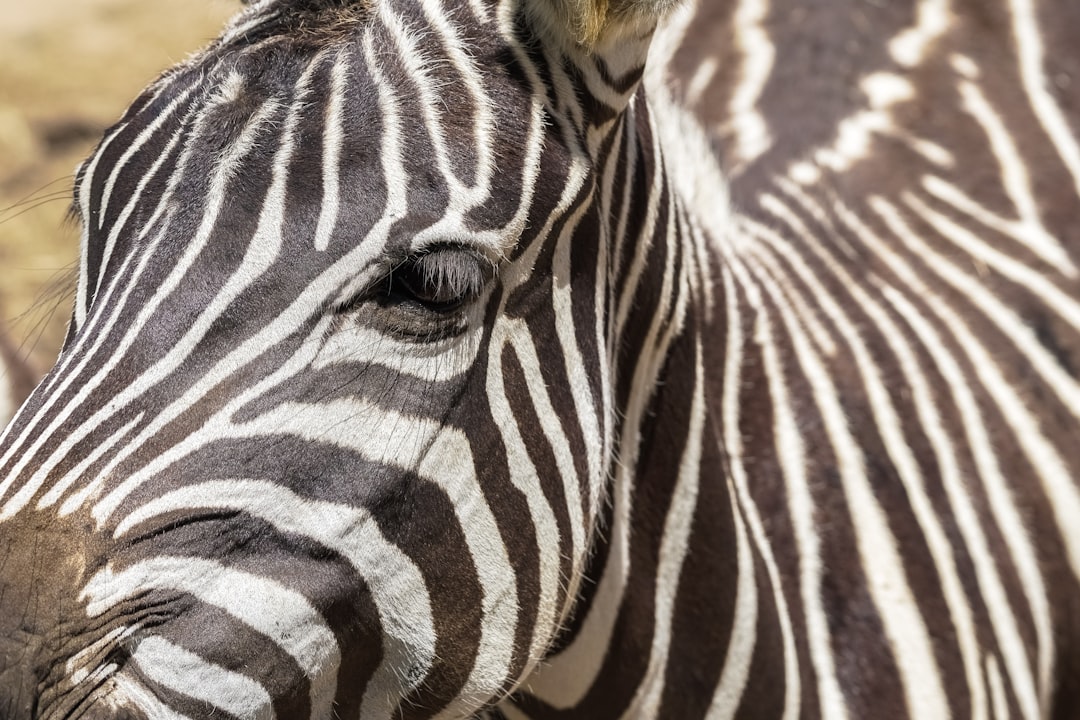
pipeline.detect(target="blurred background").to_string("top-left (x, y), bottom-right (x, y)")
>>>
top-left (0, 0), bottom-right (236, 377)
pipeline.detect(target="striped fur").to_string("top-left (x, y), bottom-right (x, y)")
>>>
top-left (0, 0), bottom-right (1077, 718)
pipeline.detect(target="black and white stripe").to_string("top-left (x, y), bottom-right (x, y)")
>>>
top-left (0, 0), bottom-right (1078, 718)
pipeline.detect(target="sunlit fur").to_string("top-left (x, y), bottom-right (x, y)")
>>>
top-left (0, 0), bottom-right (1078, 719)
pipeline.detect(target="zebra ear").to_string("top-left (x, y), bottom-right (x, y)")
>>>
top-left (537, 0), bottom-right (681, 49)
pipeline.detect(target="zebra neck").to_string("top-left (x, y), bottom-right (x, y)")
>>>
top-left (507, 85), bottom-right (744, 715)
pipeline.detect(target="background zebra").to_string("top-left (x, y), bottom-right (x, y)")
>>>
top-left (0, 0), bottom-right (1078, 719)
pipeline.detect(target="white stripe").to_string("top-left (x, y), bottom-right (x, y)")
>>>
top-left (835, 197), bottom-right (1052, 712)
top-left (130, 637), bottom-right (274, 719)
top-left (96, 84), bottom-right (196, 237)
top-left (751, 187), bottom-right (991, 716)
top-left (63, 46), bottom-right (403, 519)
top-left (621, 341), bottom-right (705, 719)
top-left (735, 220), bottom-right (837, 357)
top-left (116, 395), bottom-right (518, 716)
top-left (74, 122), bottom-right (128, 329)
top-left (986, 654), bottom-right (1011, 720)
top-left (418, 0), bottom-right (496, 195)
top-left (704, 270), bottom-right (764, 720)
top-left (82, 557), bottom-right (339, 718)
top-left (879, 282), bottom-right (1049, 719)
top-left (32, 415), bottom-right (143, 512)
top-left (0, 95), bottom-right (282, 511)
top-left (221, 3), bottom-right (280, 44)
top-left (420, 429), bottom-right (520, 718)
top-left (955, 76), bottom-right (1076, 276)
top-left (957, 76), bottom-right (1052, 263)
top-left (1009, 0), bottom-right (1080, 212)
top-left (5, 78), bottom-right (290, 515)
top-left (376, 2), bottom-right (487, 211)
top-left (313, 55), bottom-right (346, 251)
top-left (889, 0), bottom-right (952, 67)
top-left (645, 34), bottom-right (731, 317)
top-left (812, 72), bottom-right (914, 174)
top-left (902, 192), bottom-right (1080, 415)
top-left (727, 254), bottom-right (847, 719)
top-left (594, 116), bottom-right (625, 532)
top-left (315, 312), bottom-right (484, 381)
top-left (717, 263), bottom-right (801, 720)
top-left (705, 482), bottom-right (758, 719)
top-left (921, 175), bottom-right (1074, 273)
top-left (858, 199), bottom-right (1050, 718)
top-left (549, 193), bottom-right (603, 617)
top-left (742, 240), bottom-right (952, 718)
top-left (525, 168), bottom-right (687, 709)
top-left (727, 0), bottom-right (775, 168)
top-left (608, 106), bottom-right (639, 292)
top-left (874, 195), bottom-right (1080, 583)
top-left (110, 669), bottom-right (195, 720)
top-left (685, 56), bottom-right (718, 107)
top-left (363, 26), bottom-right (411, 220)
top-left (66, 625), bottom-right (140, 686)
top-left (508, 321), bottom-right (588, 625)
top-left (482, 321), bottom-right (564, 681)
top-left (95, 119), bottom-right (196, 304)
top-left (0, 74), bottom-right (241, 469)
top-left (614, 111), bottom-right (666, 340)
top-left (115, 480), bottom-right (436, 720)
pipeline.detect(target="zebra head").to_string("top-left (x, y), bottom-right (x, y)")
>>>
top-left (0, 0), bottom-right (701, 717)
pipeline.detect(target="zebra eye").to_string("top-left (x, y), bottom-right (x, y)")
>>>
top-left (385, 247), bottom-right (491, 313)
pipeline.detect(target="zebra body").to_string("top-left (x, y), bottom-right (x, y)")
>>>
top-left (0, 0), bottom-right (1078, 718)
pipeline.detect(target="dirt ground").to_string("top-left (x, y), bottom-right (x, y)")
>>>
top-left (0, 0), bottom-right (236, 371)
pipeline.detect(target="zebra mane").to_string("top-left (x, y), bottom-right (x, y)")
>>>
top-left (232, 0), bottom-right (373, 44)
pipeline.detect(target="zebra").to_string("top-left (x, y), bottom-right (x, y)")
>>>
top-left (0, 0), bottom-right (1078, 717)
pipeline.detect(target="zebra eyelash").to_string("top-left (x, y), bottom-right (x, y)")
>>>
top-left (330, 244), bottom-right (495, 320)
top-left (386, 245), bottom-right (495, 310)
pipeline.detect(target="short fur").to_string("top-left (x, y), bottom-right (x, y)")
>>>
top-left (540, 0), bottom-right (680, 47)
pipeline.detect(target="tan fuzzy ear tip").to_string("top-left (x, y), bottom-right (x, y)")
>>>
top-left (553, 0), bottom-right (681, 48)
top-left (562, 0), bottom-right (608, 47)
